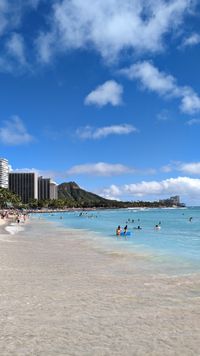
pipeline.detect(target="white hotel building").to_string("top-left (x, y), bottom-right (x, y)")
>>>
top-left (0, 158), bottom-right (9, 189)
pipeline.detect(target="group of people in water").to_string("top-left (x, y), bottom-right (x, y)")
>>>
top-left (116, 225), bottom-right (127, 236)
top-left (116, 219), bottom-right (162, 236)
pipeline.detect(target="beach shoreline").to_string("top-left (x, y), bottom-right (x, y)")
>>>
top-left (0, 218), bottom-right (199, 355)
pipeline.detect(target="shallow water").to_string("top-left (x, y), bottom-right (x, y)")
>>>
top-left (39, 207), bottom-right (200, 272)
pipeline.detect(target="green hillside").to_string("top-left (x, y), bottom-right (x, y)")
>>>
top-left (58, 182), bottom-right (109, 205)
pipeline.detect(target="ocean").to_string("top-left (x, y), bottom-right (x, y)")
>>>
top-left (38, 207), bottom-right (200, 273)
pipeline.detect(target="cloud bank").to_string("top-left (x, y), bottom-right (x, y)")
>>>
top-left (36, 0), bottom-right (195, 63)
top-left (102, 177), bottom-right (200, 200)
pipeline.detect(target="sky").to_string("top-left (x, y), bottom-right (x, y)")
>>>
top-left (0, 0), bottom-right (200, 204)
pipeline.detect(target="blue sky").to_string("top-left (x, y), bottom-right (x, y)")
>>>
top-left (0, 0), bottom-right (200, 204)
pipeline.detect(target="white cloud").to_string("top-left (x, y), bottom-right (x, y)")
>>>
top-left (161, 164), bottom-right (174, 173)
top-left (180, 89), bottom-right (200, 114)
top-left (0, 2), bottom-right (43, 73)
top-left (121, 61), bottom-right (200, 115)
top-left (182, 33), bottom-right (200, 47)
top-left (76, 124), bottom-right (137, 139)
top-left (121, 61), bottom-right (177, 95)
top-left (13, 167), bottom-right (40, 174)
top-left (101, 177), bottom-right (200, 200)
top-left (12, 167), bottom-right (59, 180)
top-left (0, 116), bottom-right (33, 145)
top-left (186, 118), bottom-right (200, 126)
top-left (6, 32), bottom-right (26, 65)
top-left (0, 1), bottom-right (41, 36)
top-left (36, 32), bottom-right (55, 63)
top-left (36, 0), bottom-right (195, 63)
top-left (100, 184), bottom-right (122, 200)
top-left (67, 162), bottom-right (134, 176)
top-left (178, 162), bottom-right (200, 175)
top-left (161, 161), bottom-right (200, 175)
top-left (85, 81), bottom-right (123, 107)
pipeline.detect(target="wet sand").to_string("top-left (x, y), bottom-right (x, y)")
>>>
top-left (0, 219), bottom-right (200, 355)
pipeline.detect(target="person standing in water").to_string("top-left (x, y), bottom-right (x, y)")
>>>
top-left (116, 225), bottom-right (121, 236)
top-left (124, 225), bottom-right (128, 234)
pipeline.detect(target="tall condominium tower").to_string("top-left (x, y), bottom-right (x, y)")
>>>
top-left (38, 177), bottom-right (58, 200)
top-left (9, 172), bottom-right (38, 203)
top-left (0, 158), bottom-right (9, 188)
top-left (38, 177), bottom-right (50, 200)
top-left (50, 181), bottom-right (58, 200)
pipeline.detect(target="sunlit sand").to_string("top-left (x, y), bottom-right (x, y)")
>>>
top-left (0, 219), bottom-right (199, 355)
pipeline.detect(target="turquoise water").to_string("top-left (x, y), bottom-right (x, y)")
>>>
top-left (41, 207), bottom-right (200, 269)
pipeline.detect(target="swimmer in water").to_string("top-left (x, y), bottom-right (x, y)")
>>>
top-left (155, 224), bottom-right (161, 230)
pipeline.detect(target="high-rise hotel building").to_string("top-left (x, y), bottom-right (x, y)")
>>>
top-left (9, 172), bottom-right (38, 203)
top-left (50, 181), bottom-right (58, 200)
top-left (38, 177), bottom-right (51, 200)
top-left (38, 177), bottom-right (58, 200)
top-left (9, 172), bottom-right (58, 203)
top-left (0, 158), bottom-right (9, 188)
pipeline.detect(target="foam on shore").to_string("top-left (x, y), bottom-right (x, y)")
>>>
top-left (0, 218), bottom-right (199, 355)
top-left (5, 222), bottom-right (25, 235)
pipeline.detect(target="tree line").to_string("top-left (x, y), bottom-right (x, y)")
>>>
top-left (0, 187), bottom-right (181, 210)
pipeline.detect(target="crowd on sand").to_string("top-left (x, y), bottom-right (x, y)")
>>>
top-left (0, 210), bottom-right (29, 226)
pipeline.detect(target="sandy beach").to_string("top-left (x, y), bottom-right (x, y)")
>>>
top-left (0, 218), bottom-right (200, 356)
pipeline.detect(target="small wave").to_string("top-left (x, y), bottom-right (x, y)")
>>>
top-left (5, 224), bottom-right (25, 235)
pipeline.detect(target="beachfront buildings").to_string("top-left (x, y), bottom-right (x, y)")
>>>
top-left (0, 158), bottom-right (9, 188)
top-left (9, 172), bottom-right (38, 203)
top-left (38, 176), bottom-right (50, 200)
top-left (50, 181), bottom-right (58, 200)
top-left (159, 195), bottom-right (185, 207)
top-left (38, 177), bottom-right (58, 200)
top-left (9, 172), bottom-right (58, 203)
